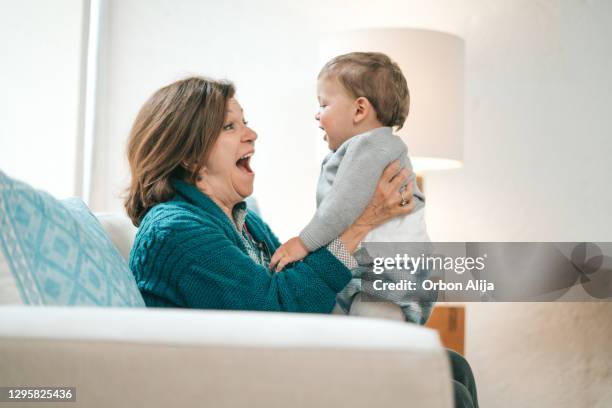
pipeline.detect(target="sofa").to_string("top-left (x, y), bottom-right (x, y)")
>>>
top-left (0, 171), bottom-right (454, 407)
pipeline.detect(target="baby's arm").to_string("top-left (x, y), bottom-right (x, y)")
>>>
top-left (299, 135), bottom-right (406, 252)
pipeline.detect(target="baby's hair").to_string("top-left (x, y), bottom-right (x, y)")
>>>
top-left (318, 52), bottom-right (410, 129)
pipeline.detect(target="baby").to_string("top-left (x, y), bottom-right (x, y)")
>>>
top-left (270, 52), bottom-right (433, 324)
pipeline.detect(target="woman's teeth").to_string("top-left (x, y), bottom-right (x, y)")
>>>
top-left (236, 153), bottom-right (254, 174)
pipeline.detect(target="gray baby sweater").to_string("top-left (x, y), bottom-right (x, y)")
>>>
top-left (300, 127), bottom-right (425, 251)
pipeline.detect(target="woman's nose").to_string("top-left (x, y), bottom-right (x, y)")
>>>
top-left (244, 127), bottom-right (257, 143)
top-left (314, 111), bottom-right (320, 121)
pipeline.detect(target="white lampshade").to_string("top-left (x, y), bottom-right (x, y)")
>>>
top-left (318, 28), bottom-right (464, 172)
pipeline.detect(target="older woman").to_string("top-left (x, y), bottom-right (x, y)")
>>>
top-left (124, 77), bottom-right (413, 311)
top-left (124, 76), bottom-right (478, 408)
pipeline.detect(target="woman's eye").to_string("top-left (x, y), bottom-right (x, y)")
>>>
top-left (243, 119), bottom-right (249, 126)
top-left (223, 123), bottom-right (234, 131)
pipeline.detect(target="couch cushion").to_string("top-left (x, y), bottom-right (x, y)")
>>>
top-left (95, 213), bottom-right (137, 262)
top-left (0, 306), bottom-right (453, 408)
top-left (0, 170), bottom-right (145, 306)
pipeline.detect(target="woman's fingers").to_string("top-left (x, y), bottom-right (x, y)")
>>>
top-left (382, 169), bottom-right (407, 208)
top-left (404, 179), bottom-right (414, 196)
top-left (399, 192), bottom-right (416, 214)
top-left (389, 168), bottom-right (410, 191)
top-left (381, 160), bottom-right (401, 183)
top-left (401, 180), bottom-right (414, 203)
top-left (352, 161), bottom-right (417, 239)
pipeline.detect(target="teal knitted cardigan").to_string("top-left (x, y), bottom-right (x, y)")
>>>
top-left (129, 179), bottom-right (352, 313)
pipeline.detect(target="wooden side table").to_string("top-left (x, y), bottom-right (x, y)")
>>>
top-left (425, 305), bottom-right (465, 355)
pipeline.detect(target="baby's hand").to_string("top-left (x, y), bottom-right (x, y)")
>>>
top-left (269, 237), bottom-right (309, 273)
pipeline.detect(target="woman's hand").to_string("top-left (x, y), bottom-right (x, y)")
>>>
top-left (339, 161), bottom-right (415, 253)
top-left (355, 160), bottom-right (416, 228)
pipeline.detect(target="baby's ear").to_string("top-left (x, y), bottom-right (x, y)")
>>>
top-left (354, 97), bottom-right (372, 123)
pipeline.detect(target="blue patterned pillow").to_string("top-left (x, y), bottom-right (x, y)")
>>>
top-left (0, 170), bottom-right (145, 306)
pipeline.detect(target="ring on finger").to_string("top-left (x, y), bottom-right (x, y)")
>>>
top-left (400, 189), bottom-right (409, 206)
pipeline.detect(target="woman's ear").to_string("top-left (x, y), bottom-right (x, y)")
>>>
top-left (182, 160), bottom-right (206, 182)
top-left (353, 97), bottom-right (372, 124)
top-left (194, 166), bottom-right (207, 183)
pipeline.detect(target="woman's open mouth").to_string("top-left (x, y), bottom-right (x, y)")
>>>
top-left (236, 152), bottom-right (254, 175)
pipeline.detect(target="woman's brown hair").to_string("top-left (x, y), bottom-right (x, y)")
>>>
top-left (124, 76), bottom-right (235, 226)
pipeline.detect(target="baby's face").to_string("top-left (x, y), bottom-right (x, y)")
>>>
top-left (315, 77), bottom-right (357, 151)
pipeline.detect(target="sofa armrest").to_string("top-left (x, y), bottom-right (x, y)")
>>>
top-left (0, 306), bottom-right (453, 408)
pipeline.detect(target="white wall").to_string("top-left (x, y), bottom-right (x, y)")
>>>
top-left (0, 0), bottom-right (86, 198)
top-left (90, 0), bottom-right (321, 239)
top-left (91, 1), bottom-right (612, 407)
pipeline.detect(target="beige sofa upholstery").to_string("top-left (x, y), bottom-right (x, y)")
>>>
top-left (0, 213), bottom-right (454, 407)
